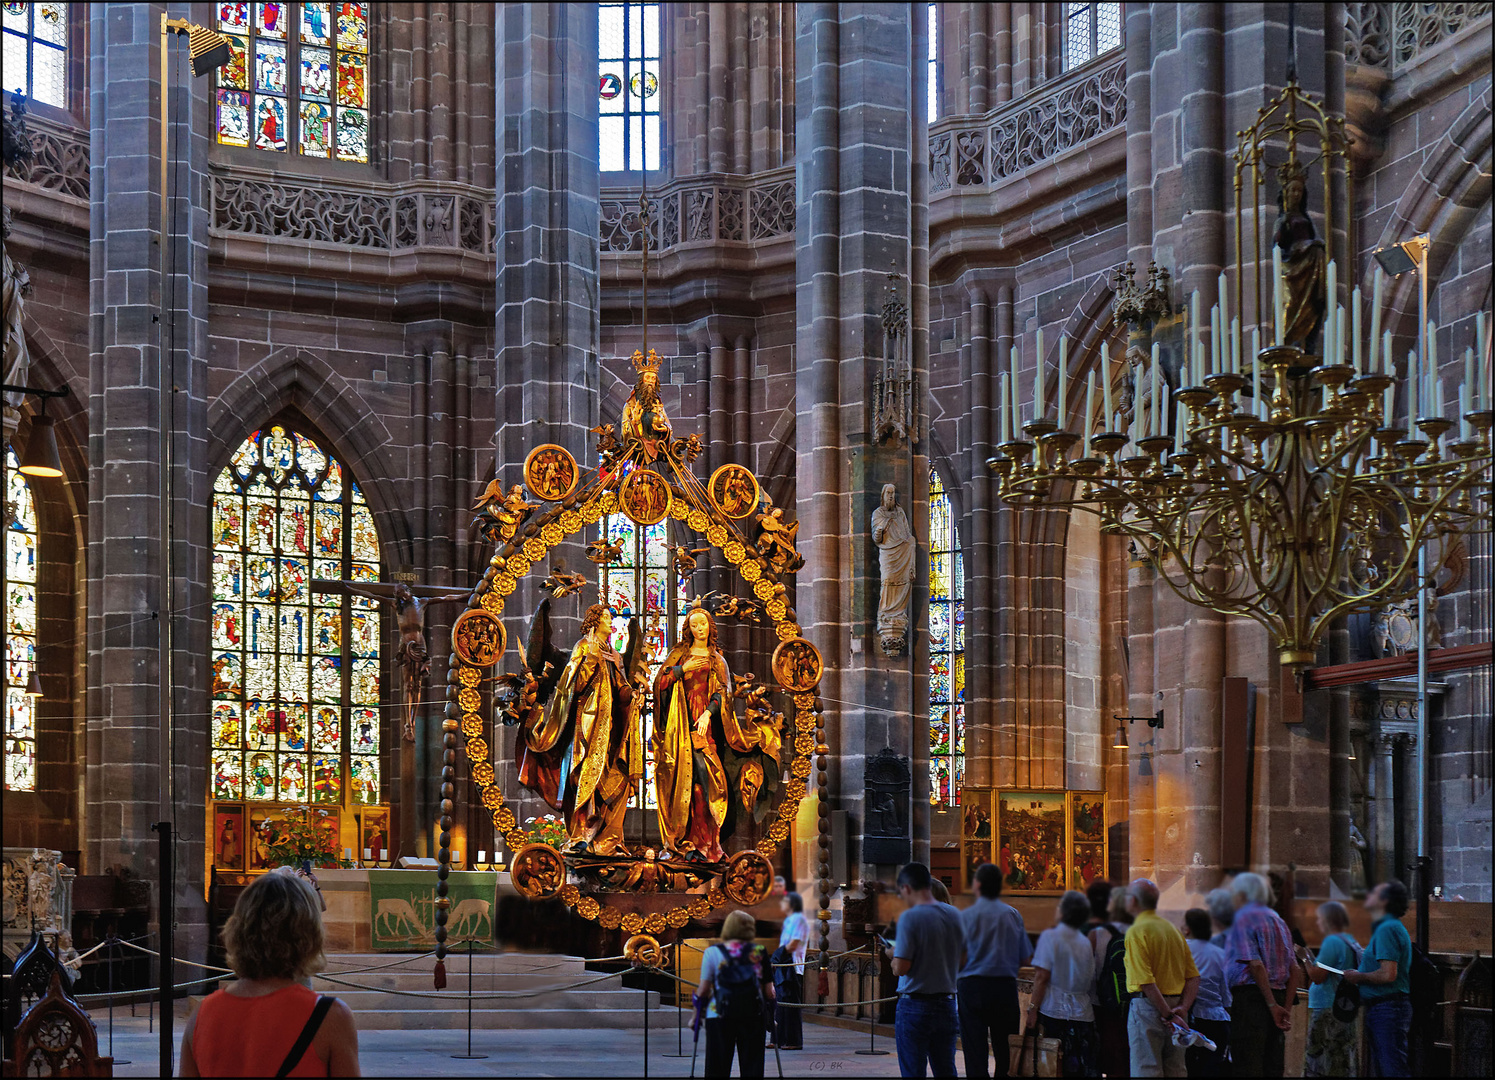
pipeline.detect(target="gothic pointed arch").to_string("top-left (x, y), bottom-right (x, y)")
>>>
top-left (207, 346), bottom-right (410, 566)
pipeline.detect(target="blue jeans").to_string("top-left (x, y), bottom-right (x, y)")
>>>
top-left (895, 994), bottom-right (958, 1078)
top-left (1364, 996), bottom-right (1412, 1077)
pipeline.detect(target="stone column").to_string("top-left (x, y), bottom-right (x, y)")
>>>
top-left (84, 1), bottom-right (210, 943)
top-left (795, 3), bottom-right (929, 886)
top-left (493, 1), bottom-right (600, 829)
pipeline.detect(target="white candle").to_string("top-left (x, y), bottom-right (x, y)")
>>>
top-left (1465, 347), bottom-right (1476, 422)
top-left (1058, 336), bottom-right (1068, 428)
top-left (478, 849), bottom-right (487, 864)
top-left (1273, 246), bottom-right (1286, 344)
top-left (1211, 304), bottom-right (1222, 379)
top-left (1427, 319), bottom-right (1438, 411)
top-left (1460, 377), bottom-right (1471, 440)
top-left (1252, 326), bottom-right (1263, 417)
top-left (1103, 347), bottom-right (1115, 429)
top-left (1084, 370), bottom-right (1095, 456)
top-left (1478, 312), bottom-right (1489, 408)
top-left (1382, 330), bottom-right (1392, 382)
top-left (1174, 392), bottom-right (1184, 455)
top-left (1369, 269), bottom-right (1384, 373)
top-left (1333, 255), bottom-right (1345, 348)
top-left (1352, 287), bottom-right (1363, 373)
top-left (1000, 372), bottom-right (1011, 443)
top-left (1036, 328), bottom-right (1046, 418)
top-left (1011, 345), bottom-right (1021, 426)
top-left (1383, 385), bottom-right (1394, 428)
top-left (1231, 316), bottom-right (1241, 376)
top-left (1150, 342), bottom-right (1160, 436)
top-left (1409, 349), bottom-right (1419, 422)
top-left (1191, 290), bottom-right (1202, 384)
top-left (1218, 271), bottom-right (1230, 351)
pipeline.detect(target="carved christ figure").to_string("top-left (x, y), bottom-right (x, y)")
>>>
top-left (319, 581), bottom-right (470, 742)
top-left (872, 483), bottom-right (915, 651)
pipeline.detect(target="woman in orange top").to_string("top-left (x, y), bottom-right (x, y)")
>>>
top-left (181, 869), bottom-right (360, 1077)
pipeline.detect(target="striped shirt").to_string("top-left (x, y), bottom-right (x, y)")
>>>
top-left (1224, 903), bottom-right (1296, 988)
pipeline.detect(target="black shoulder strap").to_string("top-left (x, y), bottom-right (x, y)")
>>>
top-left (276, 995), bottom-right (335, 1078)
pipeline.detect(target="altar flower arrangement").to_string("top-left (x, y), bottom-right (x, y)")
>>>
top-left (265, 806), bottom-right (353, 869)
top-left (520, 813), bottom-right (568, 850)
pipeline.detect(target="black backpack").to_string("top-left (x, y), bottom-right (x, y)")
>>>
top-left (1096, 923), bottom-right (1132, 1011)
top-left (713, 943), bottom-right (765, 1020)
top-left (1330, 935), bottom-right (1364, 1022)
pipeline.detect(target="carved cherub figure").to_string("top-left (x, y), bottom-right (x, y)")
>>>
top-left (669, 544), bottom-right (709, 576)
top-left (755, 496), bottom-right (804, 574)
top-left (542, 560), bottom-right (588, 599)
top-left (586, 536), bottom-right (626, 565)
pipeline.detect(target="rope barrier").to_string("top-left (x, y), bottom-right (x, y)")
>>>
top-left (675, 940), bottom-right (869, 967)
top-left (319, 951), bottom-right (438, 975)
top-left (113, 940), bottom-right (236, 975)
top-left (312, 967), bottom-right (634, 1001)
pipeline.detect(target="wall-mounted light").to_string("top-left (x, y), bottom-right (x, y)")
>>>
top-left (3, 383), bottom-right (70, 478)
top-left (1113, 709), bottom-right (1165, 748)
top-left (25, 671), bottom-right (42, 698)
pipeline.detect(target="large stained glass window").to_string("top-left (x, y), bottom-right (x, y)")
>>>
top-left (929, 467), bottom-right (964, 804)
top-left (2, 3), bottom-right (68, 108)
top-left (4, 448), bottom-right (37, 791)
top-left (211, 425), bottom-right (382, 814)
top-left (598, 511), bottom-right (675, 808)
top-left (214, 2), bottom-right (370, 163)
top-left (598, 2), bottom-right (660, 172)
top-left (1063, 2), bottom-right (1121, 69)
top-left (927, 3), bottom-right (938, 121)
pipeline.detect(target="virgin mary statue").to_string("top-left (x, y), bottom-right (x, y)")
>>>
top-left (517, 603), bottom-right (642, 855)
top-left (653, 605), bottom-right (777, 862)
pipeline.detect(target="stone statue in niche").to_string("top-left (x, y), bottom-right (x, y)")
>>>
top-left (862, 747), bottom-right (911, 865)
top-left (2, 205), bottom-right (33, 444)
top-left (1274, 161), bottom-right (1327, 355)
top-left (872, 484), bottom-right (914, 657)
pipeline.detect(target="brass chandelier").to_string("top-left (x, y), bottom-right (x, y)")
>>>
top-left (987, 82), bottom-right (1492, 667)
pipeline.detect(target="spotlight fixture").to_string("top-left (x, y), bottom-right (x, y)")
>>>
top-left (1112, 723), bottom-right (1129, 750)
top-left (2, 383), bottom-right (69, 477)
top-left (164, 18), bottom-right (234, 78)
top-left (1113, 710), bottom-right (1166, 747)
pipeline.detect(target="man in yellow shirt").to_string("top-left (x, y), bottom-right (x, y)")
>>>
top-left (1123, 879), bottom-right (1200, 1077)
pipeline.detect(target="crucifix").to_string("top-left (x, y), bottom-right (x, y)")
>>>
top-left (310, 579), bottom-right (471, 744)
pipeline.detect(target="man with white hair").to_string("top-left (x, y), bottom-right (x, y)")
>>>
top-left (1122, 878), bottom-right (1199, 1077)
top-left (1223, 871), bottom-right (1301, 1077)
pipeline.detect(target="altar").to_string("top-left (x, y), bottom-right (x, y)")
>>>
top-left (310, 868), bottom-right (515, 953)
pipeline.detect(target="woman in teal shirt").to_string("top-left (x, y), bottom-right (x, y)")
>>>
top-left (1300, 901), bottom-right (1361, 1077)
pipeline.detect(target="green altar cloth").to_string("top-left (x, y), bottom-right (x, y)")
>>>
top-left (366, 869), bottom-right (496, 951)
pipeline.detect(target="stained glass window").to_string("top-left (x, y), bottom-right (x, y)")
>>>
top-left (598, 509), bottom-right (679, 808)
top-left (2, 3), bottom-right (68, 109)
top-left (1063, 2), bottom-right (1122, 69)
top-left (927, 3), bottom-right (938, 121)
top-left (211, 425), bottom-right (382, 817)
top-left (214, 2), bottom-right (369, 163)
top-left (929, 467), bottom-right (964, 805)
top-left (4, 448), bottom-right (37, 791)
top-left (598, 3), bottom-right (661, 172)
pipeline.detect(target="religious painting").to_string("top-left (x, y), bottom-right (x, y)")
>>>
top-left (996, 790), bottom-right (1067, 894)
top-left (708, 464), bottom-right (760, 519)
top-left (247, 807), bottom-right (284, 870)
top-left (1068, 791), bottom-right (1108, 889)
top-left (361, 807), bottom-right (390, 865)
top-left (962, 789), bottom-right (992, 840)
top-left (771, 637), bottom-right (823, 693)
top-left (620, 468), bottom-right (672, 525)
top-left (213, 805), bottom-right (246, 871)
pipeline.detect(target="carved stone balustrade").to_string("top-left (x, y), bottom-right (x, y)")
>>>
top-left (1, 110), bottom-right (89, 203)
top-left (1345, 2), bottom-right (1492, 73)
top-left (929, 56), bottom-right (1126, 195)
top-left (599, 166), bottom-right (795, 254)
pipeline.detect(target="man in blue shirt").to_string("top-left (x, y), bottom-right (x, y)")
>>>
top-left (1344, 879), bottom-right (1413, 1077)
top-left (887, 861), bottom-right (965, 1078)
top-left (957, 863), bottom-right (1032, 1078)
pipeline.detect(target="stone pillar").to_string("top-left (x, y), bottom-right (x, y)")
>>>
top-left (84, 1), bottom-right (210, 944)
top-left (795, 3), bottom-right (929, 885)
top-left (493, 1), bottom-right (599, 829)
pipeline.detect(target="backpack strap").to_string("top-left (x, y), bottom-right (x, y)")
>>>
top-left (276, 995), bottom-right (335, 1078)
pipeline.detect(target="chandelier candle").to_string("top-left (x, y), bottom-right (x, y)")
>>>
top-left (1151, 342), bottom-right (1161, 436)
top-left (1369, 268), bottom-right (1384, 371)
top-left (1035, 328), bottom-right (1046, 418)
top-left (1084, 371), bottom-right (1095, 457)
top-left (1104, 344), bottom-right (1115, 428)
top-left (1272, 247), bottom-right (1286, 344)
top-left (1352, 286), bottom-right (1363, 374)
top-left (1058, 336), bottom-right (1068, 427)
top-left (999, 372), bottom-right (1010, 444)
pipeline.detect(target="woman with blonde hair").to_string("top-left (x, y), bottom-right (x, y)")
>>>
top-left (180, 868), bottom-right (360, 1077)
top-left (696, 909), bottom-right (776, 1078)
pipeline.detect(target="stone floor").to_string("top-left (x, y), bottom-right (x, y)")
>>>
top-left (99, 1004), bottom-right (932, 1077)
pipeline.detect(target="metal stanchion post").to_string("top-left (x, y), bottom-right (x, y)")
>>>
top-left (451, 938), bottom-right (488, 1060)
top-left (855, 956), bottom-right (889, 1056)
top-left (643, 964), bottom-right (651, 1080)
top-left (108, 936), bottom-right (132, 1066)
top-left (663, 944), bottom-right (690, 1057)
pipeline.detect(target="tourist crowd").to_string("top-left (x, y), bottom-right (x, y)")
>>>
top-left (887, 861), bottom-right (1419, 1079)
